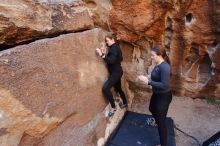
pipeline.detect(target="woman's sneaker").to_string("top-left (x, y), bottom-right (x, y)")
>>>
top-left (108, 108), bottom-right (116, 117)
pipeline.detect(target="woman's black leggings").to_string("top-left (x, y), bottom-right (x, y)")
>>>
top-left (149, 91), bottom-right (172, 146)
top-left (102, 72), bottom-right (127, 108)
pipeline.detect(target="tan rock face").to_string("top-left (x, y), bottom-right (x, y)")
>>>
top-left (0, 28), bottom-right (109, 146)
top-left (0, 87), bottom-right (61, 146)
top-left (110, 0), bottom-right (220, 99)
top-left (83, 0), bottom-right (112, 30)
top-left (0, 0), bottom-right (94, 47)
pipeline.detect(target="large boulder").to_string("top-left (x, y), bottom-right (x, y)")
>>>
top-left (0, 28), bottom-right (110, 146)
top-left (0, 0), bottom-right (94, 47)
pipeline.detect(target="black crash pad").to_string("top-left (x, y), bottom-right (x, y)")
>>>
top-left (202, 131), bottom-right (220, 146)
top-left (106, 111), bottom-right (176, 146)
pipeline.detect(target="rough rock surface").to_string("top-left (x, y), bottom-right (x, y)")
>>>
top-left (83, 0), bottom-right (112, 30)
top-left (0, 28), bottom-right (110, 146)
top-left (0, 0), bottom-right (94, 47)
top-left (110, 0), bottom-right (220, 99)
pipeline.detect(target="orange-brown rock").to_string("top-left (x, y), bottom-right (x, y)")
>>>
top-left (0, 0), bottom-right (94, 47)
top-left (84, 0), bottom-right (112, 30)
top-left (0, 28), bottom-right (109, 146)
top-left (110, 0), bottom-right (220, 99)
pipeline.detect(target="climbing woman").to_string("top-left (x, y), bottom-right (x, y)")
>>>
top-left (96, 34), bottom-right (128, 117)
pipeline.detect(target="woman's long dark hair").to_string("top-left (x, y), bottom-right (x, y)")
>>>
top-left (151, 45), bottom-right (171, 64)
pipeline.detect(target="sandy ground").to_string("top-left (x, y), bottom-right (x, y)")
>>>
top-left (131, 96), bottom-right (220, 146)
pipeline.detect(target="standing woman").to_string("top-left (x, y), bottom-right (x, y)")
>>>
top-left (96, 34), bottom-right (128, 117)
top-left (138, 45), bottom-right (172, 146)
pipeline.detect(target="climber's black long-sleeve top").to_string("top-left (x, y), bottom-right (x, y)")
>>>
top-left (104, 43), bottom-right (123, 73)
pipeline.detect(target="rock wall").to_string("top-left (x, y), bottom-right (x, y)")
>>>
top-left (0, 0), bottom-right (111, 49)
top-left (110, 0), bottom-right (220, 99)
top-left (0, 0), bottom-right (119, 146)
top-left (0, 0), bottom-right (220, 146)
top-left (0, 28), bottom-right (112, 146)
top-left (0, 0), bottom-right (94, 48)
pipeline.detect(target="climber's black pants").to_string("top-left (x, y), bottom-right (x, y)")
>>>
top-left (102, 71), bottom-right (127, 108)
top-left (149, 91), bottom-right (172, 146)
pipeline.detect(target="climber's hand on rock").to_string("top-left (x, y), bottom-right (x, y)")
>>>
top-left (100, 43), bottom-right (106, 54)
top-left (95, 48), bottom-right (102, 56)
